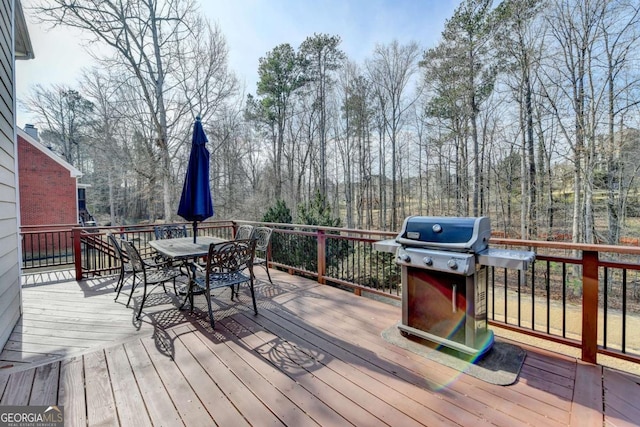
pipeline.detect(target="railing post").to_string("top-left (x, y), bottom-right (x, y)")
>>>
top-left (317, 229), bottom-right (326, 284)
top-left (73, 226), bottom-right (83, 281)
top-left (582, 250), bottom-right (599, 364)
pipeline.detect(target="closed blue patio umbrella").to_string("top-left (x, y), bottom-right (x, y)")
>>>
top-left (178, 117), bottom-right (214, 242)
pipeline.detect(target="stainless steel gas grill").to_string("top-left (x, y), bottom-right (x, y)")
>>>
top-left (375, 216), bottom-right (535, 358)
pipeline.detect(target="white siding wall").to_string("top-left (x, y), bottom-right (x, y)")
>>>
top-left (0, 0), bottom-right (22, 351)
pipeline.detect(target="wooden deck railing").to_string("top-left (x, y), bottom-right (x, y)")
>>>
top-left (19, 221), bottom-right (640, 366)
top-left (489, 238), bottom-right (640, 365)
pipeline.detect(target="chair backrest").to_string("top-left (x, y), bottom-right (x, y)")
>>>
top-left (121, 239), bottom-right (145, 272)
top-left (205, 239), bottom-right (256, 277)
top-left (234, 224), bottom-right (254, 241)
top-left (107, 233), bottom-right (125, 260)
top-left (253, 227), bottom-right (273, 252)
top-left (154, 224), bottom-right (188, 240)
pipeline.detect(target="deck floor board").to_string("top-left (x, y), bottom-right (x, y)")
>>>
top-left (176, 328), bottom-right (284, 427)
top-left (1, 269), bottom-right (638, 426)
top-left (122, 339), bottom-right (183, 427)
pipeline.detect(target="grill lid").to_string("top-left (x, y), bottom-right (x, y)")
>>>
top-left (396, 216), bottom-right (491, 253)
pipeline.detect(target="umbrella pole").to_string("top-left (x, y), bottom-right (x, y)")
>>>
top-left (193, 221), bottom-right (197, 243)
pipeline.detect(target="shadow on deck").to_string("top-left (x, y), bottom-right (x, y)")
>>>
top-left (1, 269), bottom-right (639, 426)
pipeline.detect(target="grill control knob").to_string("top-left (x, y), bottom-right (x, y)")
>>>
top-left (447, 259), bottom-right (458, 270)
top-left (399, 253), bottom-right (411, 263)
top-left (423, 257), bottom-right (433, 266)
top-left (432, 224), bottom-right (443, 233)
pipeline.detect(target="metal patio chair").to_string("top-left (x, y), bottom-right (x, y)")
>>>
top-left (120, 239), bottom-right (181, 320)
top-left (251, 226), bottom-right (273, 284)
top-left (154, 224), bottom-right (188, 240)
top-left (234, 224), bottom-right (254, 240)
top-left (187, 239), bottom-right (257, 328)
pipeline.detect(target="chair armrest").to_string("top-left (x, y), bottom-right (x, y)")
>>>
top-left (188, 261), bottom-right (205, 273)
top-left (143, 257), bottom-right (173, 269)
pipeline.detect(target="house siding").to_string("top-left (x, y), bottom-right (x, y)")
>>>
top-left (0, 0), bottom-right (21, 351)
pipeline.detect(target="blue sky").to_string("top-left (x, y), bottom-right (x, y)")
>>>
top-left (16, 0), bottom-right (460, 126)
top-left (205, 0), bottom-right (460, 90)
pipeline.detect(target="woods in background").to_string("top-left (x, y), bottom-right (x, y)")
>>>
top-left (24, 0), bottom-right (640, 244)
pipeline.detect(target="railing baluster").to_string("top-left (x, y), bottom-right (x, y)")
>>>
top-left (531, 262), bottom-right (535, 331)
top-left (517, 270), bottom-right (521, 328)
top-left (604, 267), bottom-right (609, 349)
top-left (546, 261), bottom-right (550, 334)
top-left (491, 266), bottom-right (495, 321)
top-left (622, 269), bottom-right (627, 353)
top-left (504, 269), bottom-right (508, 324)
top-left (562, 262), bottom-right (567, 338)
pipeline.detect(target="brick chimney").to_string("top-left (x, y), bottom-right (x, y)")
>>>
top-left (24, 124), bottom-right (39, 140)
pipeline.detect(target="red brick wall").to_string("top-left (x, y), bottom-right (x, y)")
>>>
top-left (18, 134), bottom-right (77, 226)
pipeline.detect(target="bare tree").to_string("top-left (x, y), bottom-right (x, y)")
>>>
top-left (542, 0), bottom-right (606, 244)
top-left (495, 0), bottom-right (545, 238)
top-left (334, 60), bottom-right (357, 228)
top-left (299, 34), bottom-right (345, 203)
top-left (173, 16), bottom-right (238, 122)
top-left (367, 40), bottom-right (421, 230)
top-left (21, 84), bottom-right (94, 167)
top-left (599, 0), bottom-right (640, 244)
top-left (34, 0), bottom-right (227, 221)
top-left (81, 69), bottom-right (124, 225)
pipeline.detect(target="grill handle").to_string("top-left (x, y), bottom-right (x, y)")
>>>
top-left (452, 285), bottom-right (457, 313)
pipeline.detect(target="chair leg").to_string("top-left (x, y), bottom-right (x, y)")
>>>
top-left (264, 263), bottom-right (273, 284)
top-left (115, 267), bottom-right (124, 292)
top-left (136, 281), bottom-right (148, 320)
top-left (252, 262), bottom-right (273, 285)
top-left (249, 279), bottom-right (258, 315)
top-left (205, 289), bottom-right (215, 328)
top-left (188, 283), bottom-right (195, 313)
top-left (114, 269), bottom-right (125, 299)
top-left (180, 279), bottom-right (195, 313)
top-left (126, 275), bottom-right (137, 307)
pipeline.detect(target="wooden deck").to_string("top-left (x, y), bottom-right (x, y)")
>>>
top-left (1, 269), bottom-right (640, 426)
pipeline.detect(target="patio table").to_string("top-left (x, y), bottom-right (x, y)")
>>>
top-left (149, 236), bottom-right (225, 259)
top-left (149, 236), bottom-right (227, 308)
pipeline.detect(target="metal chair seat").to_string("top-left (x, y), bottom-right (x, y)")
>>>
top-left (145, 269), bottom-right (183, 285)
top-left (193, 271), bottom-right (252, 295)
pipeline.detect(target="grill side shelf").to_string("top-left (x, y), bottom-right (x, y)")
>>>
top-left (477, 248), bottom-right (535, 271)
top-left (373, 239), bottom-right (401, 254)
